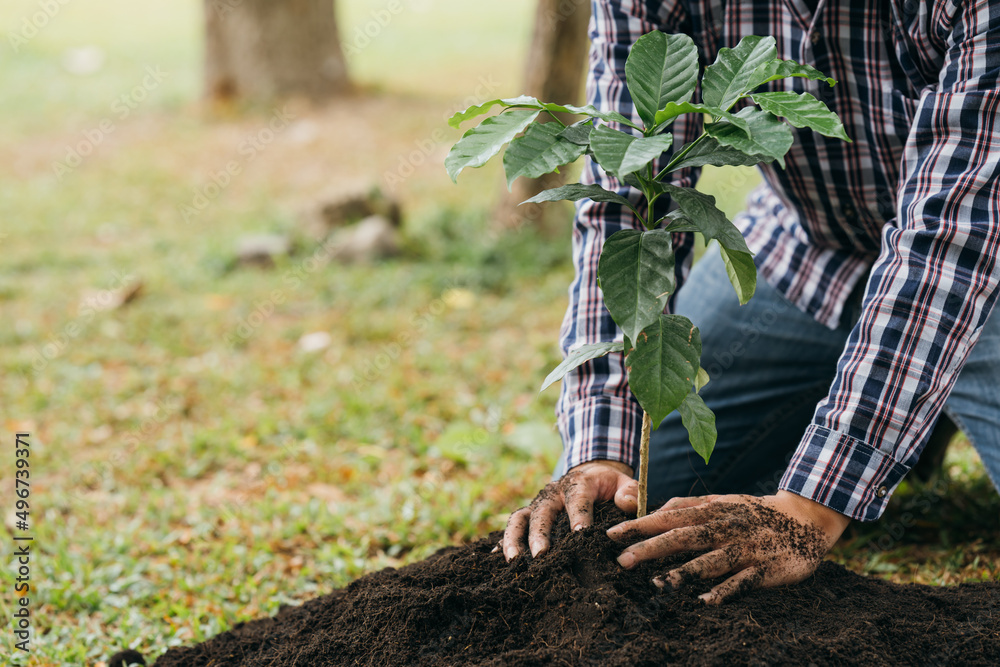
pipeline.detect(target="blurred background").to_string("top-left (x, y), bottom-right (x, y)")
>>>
top-left (0, 1), bottom-right (995, 664)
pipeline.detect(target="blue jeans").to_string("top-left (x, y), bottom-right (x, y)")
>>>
top-left (556, 249), bottom-right (1000, 507)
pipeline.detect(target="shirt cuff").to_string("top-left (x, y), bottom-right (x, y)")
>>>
top-left (556, 394), bottom-right (643, 472)
top-left (779, 424), bottom-right (911, 521)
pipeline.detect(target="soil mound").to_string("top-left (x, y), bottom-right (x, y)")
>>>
top-left (149, 503), bottom-right (999, 666)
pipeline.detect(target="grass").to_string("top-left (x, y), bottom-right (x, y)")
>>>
top-left (0, 1), bottom-right (996, 664)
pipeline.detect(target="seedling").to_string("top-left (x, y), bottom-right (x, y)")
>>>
top-left (446, 32), bottom-right (848, 516)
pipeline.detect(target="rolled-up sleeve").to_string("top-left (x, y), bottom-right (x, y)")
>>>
top-left (781, 1), bottom-right (1000, 520)
top-left (556, 0), bottom-right (703, 472)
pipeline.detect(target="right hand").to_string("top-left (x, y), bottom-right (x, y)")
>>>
top-left (496, 460), bottom-right (637, 561)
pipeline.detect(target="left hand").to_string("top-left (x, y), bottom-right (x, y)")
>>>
top-left (607, 491), bottom-right (851, 604)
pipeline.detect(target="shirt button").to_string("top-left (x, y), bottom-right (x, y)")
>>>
top-left (876, 486), bottom-right (888, 499)
top-left (810, 31), bottom-right (821, 45)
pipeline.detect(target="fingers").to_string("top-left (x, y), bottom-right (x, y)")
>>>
top-left (527, 493), bottom-right (564, 557)
top-left (613, 476), bottom-right (638, 514)
top-left (653, 547), bottom-right (741, 589)
top-left (607, 502), bottom-right (714, 540)
top-left (563, 477), bottom-right (596, 532)
top-left (617, 524), bottom-right (716, 569)
top-left (501, 463), bottom-right (641, 563)
top-left (501, 507), bottom-right (530, 561)
top-left (608, 493), bottom-right (831, 602)
top-left (700, 566), bottom-right (765, 605)
top-left (564, 470), bottom-right (637, 530)
top-left (659, 494), bottom-right (720, 511)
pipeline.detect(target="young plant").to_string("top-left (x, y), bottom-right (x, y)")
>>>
top-left (445, 32), bottom-right (849, 517)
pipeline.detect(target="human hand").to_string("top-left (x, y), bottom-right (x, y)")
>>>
top-left (496, 460), bottom-right (637, 561)
top-left (607, 491), bottom-right (851, 604)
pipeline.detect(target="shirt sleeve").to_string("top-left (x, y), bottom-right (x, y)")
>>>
top-left (780, 2), bottom-right (1000, 520)
top-left (556, 0), bottom-right (703, 473)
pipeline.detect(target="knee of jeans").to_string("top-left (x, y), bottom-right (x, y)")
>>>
top-left (940, 404), bottom-right (1000, 490)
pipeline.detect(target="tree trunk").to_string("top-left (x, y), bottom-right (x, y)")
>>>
top-left (204, 0), bottom-right (350, 104)
top-left (493, 0), bottom-right (591, 234)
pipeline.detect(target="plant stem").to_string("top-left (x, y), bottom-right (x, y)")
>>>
top-left (655, 131), bottom-right (708, 180)
top-left (541, 109), bottom-right (567, 126)
top-left (637, 410), bottom-right (651, 518)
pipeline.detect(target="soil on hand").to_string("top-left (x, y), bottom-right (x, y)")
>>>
top-left (150, 503), bottom-right (999, 666)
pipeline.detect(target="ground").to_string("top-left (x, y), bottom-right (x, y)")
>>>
top-left (0, 1), bottom-right (996, 664)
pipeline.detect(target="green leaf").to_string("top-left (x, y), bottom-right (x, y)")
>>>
top-left (502, 122), bottom-right (588, 189)
top-left (745, 59), bottom-right (837, 92)
top-left (521, 183), bottom-right (636, 213)
top-left (652, 102), bottom-right (750, 134)
top-left (622, 172), bottom-right (644, 191)
top-left (656, 185), bottom-right (751, 254)
top-left (446, 109), bottom-right (540, 181)
top-left (540, 341), bottom-right (625, 392)
top-left (590, 125), bottom-right (674, 178)
top-left (625, 31), bottom-right (699, 129)
top-left (625, 314), bottom-right (702, 426)
top-left (663, 135), bottom-right (773, 172)
top-left (559, 121), bottom-right (594, 145)
top-left (678, 391), bottom-right (717, 463)
top-left (598, 229), bottom-right (676, 343)
top-left (705, 107), bottom-right (794, 168)
top-left (544, 103), bottom-right (641, 130)
top-left (447, 96), bottom-right (640, 131)
top-left (695, 367), bottom-right (710, 393)
top-left (751, 91), bottom-right (851, 142)
top-left (663, 200), bottom-right (758, 304)
top-left (702, 36), bottom-right (777, 111)
top-left (447, 95), bottom-right (541, 128)
top-left (589, 125), bottom-right (635, 175)
top-left (719, 245), bottom-right (757, 305)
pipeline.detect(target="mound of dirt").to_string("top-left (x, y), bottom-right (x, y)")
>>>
top-left (148, 504), bottom-right (999, 666)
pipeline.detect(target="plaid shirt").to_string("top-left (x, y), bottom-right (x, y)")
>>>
top-left (557, 0), bottom-right (1000, 520)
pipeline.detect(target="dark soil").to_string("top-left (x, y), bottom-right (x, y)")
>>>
top-left (148, 503), bottom-right (999, 666)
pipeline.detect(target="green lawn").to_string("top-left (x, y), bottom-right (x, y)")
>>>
top-left (0, 2), bottom-right (996, 665)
